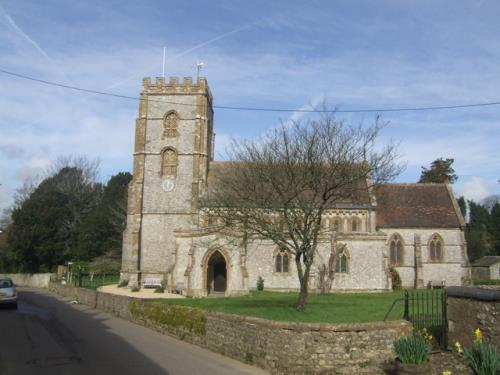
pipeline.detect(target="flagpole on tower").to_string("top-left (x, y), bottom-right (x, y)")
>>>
top-left (196, 62), bottom-right (204, 81)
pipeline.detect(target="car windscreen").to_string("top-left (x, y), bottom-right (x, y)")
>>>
top-left (0, 279), bottom-right (13, 288)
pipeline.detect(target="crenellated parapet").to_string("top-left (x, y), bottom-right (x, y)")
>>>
top-left (142, 76), bottom-right (212, 101)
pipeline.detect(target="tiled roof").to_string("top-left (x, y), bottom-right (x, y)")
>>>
top-left (472, 256), bottom-right (500, 267)
top-left (207, 161), bottom-right (372, 206)
top-left (375, 183), bottom-right (463, 228)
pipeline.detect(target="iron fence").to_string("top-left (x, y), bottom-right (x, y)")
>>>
top-left (403, 289), bottom-right (447, 348)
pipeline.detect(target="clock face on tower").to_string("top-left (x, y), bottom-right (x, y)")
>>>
top-left (161, 179), bottom-right (175, 192)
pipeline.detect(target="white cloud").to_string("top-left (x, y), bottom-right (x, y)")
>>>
top-left (459, 177), bottom-right (497, 202)
top-left (1, 1), bottom-right (500, 210)
top-left (15, 157), bottom-right (51, 182)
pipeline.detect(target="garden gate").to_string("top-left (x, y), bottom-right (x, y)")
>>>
top-left (403, 289), bottom-right (448, 348)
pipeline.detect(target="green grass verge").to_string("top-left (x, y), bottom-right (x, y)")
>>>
top-left (159, 290), bottom-right (407, 324)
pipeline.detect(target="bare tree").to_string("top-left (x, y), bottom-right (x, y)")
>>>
top-left (204, 113), bottom-right (402, 311)
top-left (13, 177), bottom-right (40, 208)
top-left (11, 155), bottom-right (100, 209)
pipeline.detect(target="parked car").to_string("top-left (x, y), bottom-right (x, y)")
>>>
top-left (0, 277), bottom-right (17, 308)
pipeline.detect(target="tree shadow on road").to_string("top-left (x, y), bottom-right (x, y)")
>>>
top-left (0, 288), bottom-right (170, 375)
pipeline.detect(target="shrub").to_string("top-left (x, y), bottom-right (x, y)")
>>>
top-left (257, 276), bottom-right (264, 291)
top-left (389, 267), bottom-right (402, 290)
top-left (131, 286), bottom-right (140, 292)
top-left (464, 329), bottom-right (500, 375)
top-left (394, 331), bottom-right (431, 364)
top-left (154, 279), bottom-right (167, 293)
top-left (118, 279), bottom-right (129, 288)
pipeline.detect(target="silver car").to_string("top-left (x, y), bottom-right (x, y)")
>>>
top-left (0, 277), bottom-right (17, 308)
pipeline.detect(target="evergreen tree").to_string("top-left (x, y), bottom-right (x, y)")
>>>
top-left (491, 202), bottom-right (500, 255)
top-left (466, 201), bottom-right (494, 261)
top-left (76, 172), bottom-right (131, 261)
top-left (419, 158), bottom-right (458, 184)
top-left (457, 196), bottom-right (467, 219)
top-left (6, 167), bottom-right (102, 272)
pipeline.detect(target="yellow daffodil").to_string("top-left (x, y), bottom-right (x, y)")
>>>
top-left (454, 341), bottom-right (463, 354)
top-left (442, 371), bottom-right (452, 375)
top-left (474, 328), bottom-right (483, 342)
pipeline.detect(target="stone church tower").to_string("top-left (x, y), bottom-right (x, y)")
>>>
top-left (121, 76), bottom-right (214, 286)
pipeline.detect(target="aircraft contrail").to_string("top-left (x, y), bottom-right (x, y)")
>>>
top-left (1, 7), bottom-right (52, 61)
top-left (101, 21), bottom-right (259, 92)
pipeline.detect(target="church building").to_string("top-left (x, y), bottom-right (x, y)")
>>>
top-left (120, 76), bottom-right (470, 295)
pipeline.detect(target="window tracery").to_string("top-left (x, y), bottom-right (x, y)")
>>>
top-left (163, 111), bottom-right (179, 138)
top-left (275, 249), bottom-right (289, 273)
top-left (162, 148), bottom-right (177, 177)
top-left (429, 234), bottom-right (444, 262)
top-left (335, 247), bottom-right (349, 273)
top-left (389, 234), bottom-right (404, 266)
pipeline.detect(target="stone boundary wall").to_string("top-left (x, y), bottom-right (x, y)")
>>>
top-left (48, 281), bottom-right (411, 374)
top-left (2, 273), bottom-right (55, 288)
top-left (49, 282), bottom-right (98, 307)
top-left (447, 286), bottom-right (500, 348)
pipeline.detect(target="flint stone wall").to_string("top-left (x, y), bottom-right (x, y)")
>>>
top-left (447, 286), bottom-right (500, 348)
top-left (49, 281), bottom-right (98, 307)
top-left (49, 281), bottom-right (410, 374)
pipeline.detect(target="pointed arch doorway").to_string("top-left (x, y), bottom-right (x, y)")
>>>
top-left (206, 250), bottom-right (227, 294)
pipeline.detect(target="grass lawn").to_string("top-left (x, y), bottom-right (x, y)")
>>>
top-left (77, 274), bottom-right (120, 290)
top-left (161, 290), bottom-right (407, 324)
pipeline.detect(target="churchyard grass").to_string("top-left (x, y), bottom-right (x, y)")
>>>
top-left (77, 273), bottom-right (120, 290)
top-left (160, 290), bottom-right (409, 323)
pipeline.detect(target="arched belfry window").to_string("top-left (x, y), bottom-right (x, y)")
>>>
top-left (429, 234), bottom-right (444, 262)
top-left (275, 249), bottom-right (289, 273)
top-left (335, 247), bottom-right (349, 273)
top-left (389, 234), bottom-right (404, 266)
top-left (163, 111), bottom-right (179, 138)
top-left (162, 148), bottom-right (177, 177)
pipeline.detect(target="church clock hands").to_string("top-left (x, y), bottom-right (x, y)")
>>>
top-left (161, 179), bottom-right (175, 192)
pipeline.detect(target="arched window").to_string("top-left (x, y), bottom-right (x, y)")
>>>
top-left (162, 148), bottom-right (177, 177)
top-left (335, 247), bottom-right (349, 273)
top-left (351, 218), bottom-right (360, 232)
top-left (163, 111), bottom-right (179, 138)
top-left (429, 234), bottom-right (443, 262)
top-left (389, 234), bottom-right (404, 266)
top-left (275, 249), bottom-right (289, 273)
top-left (205, 213), bottom-right (215, 227)
top-left (330, 218), bottom-right (342, 232)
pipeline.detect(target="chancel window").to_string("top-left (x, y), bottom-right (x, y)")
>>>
top-left (389, 235), bottom-right (404, 266)
top-left (335, 250), bottom-right (349, 273)
top-left (275, 249), bottom-right (289, 273)
top-left (429, 234), bottom-right (443, 262)
top-left (335, 253), bottom-right (349, 273)
top-left (162, 148), bottom-right (177, 177)
top-left (163, 111), bottom-right (179, 138)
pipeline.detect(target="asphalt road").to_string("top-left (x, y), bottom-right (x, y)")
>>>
top-left (0, 288), bottom-right (267, 375)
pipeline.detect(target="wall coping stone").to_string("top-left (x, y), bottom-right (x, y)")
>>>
top-left (205, 310), bottom-right (410, 332)
top-left (446, 286), bottom-right (500, 301)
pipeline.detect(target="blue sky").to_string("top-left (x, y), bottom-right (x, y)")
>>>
top-left (1, 0), bottom-right (500, 212)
